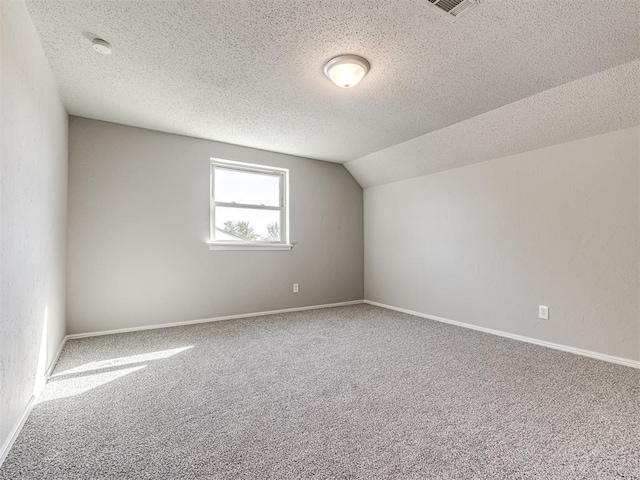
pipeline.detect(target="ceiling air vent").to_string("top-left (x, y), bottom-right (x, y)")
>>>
top-left (427, 0), bottom-right (481, 19)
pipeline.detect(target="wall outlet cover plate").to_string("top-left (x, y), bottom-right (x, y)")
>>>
top-left (539, 305), bottom-right (549, 320)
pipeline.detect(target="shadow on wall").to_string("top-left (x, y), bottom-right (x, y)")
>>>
top-left (38, 346), bottom-right (194, 402)
top-left (34, 308), bottom-right (49, 397)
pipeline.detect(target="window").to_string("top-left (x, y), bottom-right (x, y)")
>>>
top-left (209, 159), bottom-right (291, 250)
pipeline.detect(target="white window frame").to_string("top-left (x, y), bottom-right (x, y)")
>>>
top-left (208, 158), bottom-right (291, 251)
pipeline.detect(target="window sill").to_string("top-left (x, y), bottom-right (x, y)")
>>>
top-left (208, 242), bottom-right (293, 251)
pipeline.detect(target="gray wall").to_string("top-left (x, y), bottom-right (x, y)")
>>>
top-left (0, 0), bottom-right (68, 454)
top-left (364, 126), bottom-right (639, 361)
top-left (67, 117), bottom-right (363, 334)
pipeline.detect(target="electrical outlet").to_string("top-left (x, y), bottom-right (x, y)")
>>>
top-left (293, 283), bottom-right (299, 293)
top-left (538, 305), bottom-right (549, 320)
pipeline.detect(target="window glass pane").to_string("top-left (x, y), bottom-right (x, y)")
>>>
top-left (215, 168), bottom-right (280, 207)
top-left (214, 207), bottom-right (281, 242)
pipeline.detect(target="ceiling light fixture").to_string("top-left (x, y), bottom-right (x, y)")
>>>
top-left (92, 38), bottom-right (112, 55)
top-left (323, 55), bottom-right (370, 89)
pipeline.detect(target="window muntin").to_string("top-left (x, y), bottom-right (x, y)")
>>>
top-left (210, 160), bottom-right (288, 245)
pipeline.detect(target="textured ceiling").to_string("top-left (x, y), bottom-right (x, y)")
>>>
top-left (26, 0), bottom-right (640, 163)
top-left (346, 60), bottom-right (640, 187)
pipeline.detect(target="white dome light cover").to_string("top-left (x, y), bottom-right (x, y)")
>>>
top-left (323, 55), bottom-right (370, 89)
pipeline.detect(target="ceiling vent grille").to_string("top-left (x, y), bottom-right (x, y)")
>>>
top-left (427, 0), bottom-right (481, 19)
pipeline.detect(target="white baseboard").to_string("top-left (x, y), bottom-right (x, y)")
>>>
top-left (364, 300), bottom-right (640, 369)
top-left (66, 300), bottom-right (365, 340)
top-left (1, 334), bottom-right (77, 469)
top-left (45, 336), bottom-right (68, 379)
top-left (0, 395), bottom-right (36, 468)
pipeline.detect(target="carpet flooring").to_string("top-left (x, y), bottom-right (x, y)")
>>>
top-left (1, 304), bottom-right (638, 479)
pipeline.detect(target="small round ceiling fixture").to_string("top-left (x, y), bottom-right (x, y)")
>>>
top-left (92, 38), bottom-right (112, 55)
top-left (323, 54), bottom-right (370, 89)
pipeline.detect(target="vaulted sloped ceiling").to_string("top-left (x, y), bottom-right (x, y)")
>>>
top-left (26, 0), bottom-right (640, 167)
top-left (347, 60), bottom-right (640, 188)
